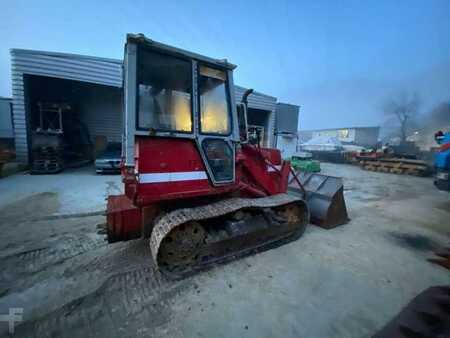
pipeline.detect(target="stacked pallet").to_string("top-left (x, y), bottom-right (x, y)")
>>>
top-left (31, 146), bottom-right (64, 174)
top-left (359, 157), bottom-right (430, 176)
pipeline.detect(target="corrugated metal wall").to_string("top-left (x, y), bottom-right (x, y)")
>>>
top-left (234, 86), bottom-right (276, 111)
top-left (10, 49), bottom-right (122, 163)
top-left (234, 85), bottom-right (277, 147)
top-left (275, 103), bottom-right (299, 134)
top-left (274, 104), bottom-right (299, 157)
top-left (0, 98), bottom-right (13, 138)
top-left (77, 84), bottom-right (123, 143)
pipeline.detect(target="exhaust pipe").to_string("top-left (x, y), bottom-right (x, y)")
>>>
top-left (241, 88), bottom-right (254, 107)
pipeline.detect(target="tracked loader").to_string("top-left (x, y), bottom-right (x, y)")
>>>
top-left (106, 34), bottom-right (348, 277)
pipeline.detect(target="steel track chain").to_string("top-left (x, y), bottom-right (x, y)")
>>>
top-left (149, 193), bottom-right (308, 267)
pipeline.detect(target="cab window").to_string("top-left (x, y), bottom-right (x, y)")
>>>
top-left (137, 49), bottom-right (192, 132)
top-left (199, 65), bottom-right (231, 135)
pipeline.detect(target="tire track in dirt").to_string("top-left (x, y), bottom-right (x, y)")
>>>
top-left (0, 233), bottom-right (108, 295)
top-left (8, 235), bottom-right (106, 271)
top-left (0, 198), bottom-right (189, 338)
top-left (13, 265), bottom-right (187, 338)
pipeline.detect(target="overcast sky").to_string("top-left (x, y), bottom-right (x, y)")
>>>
top-left (1, 0), bottom-right (449, 129)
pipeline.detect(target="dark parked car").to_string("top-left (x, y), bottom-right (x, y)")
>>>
top-left (95, 143), bottom-right (122, 174)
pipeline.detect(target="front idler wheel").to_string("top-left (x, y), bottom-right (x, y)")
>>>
top-left (158, 221), bottom-right (206, 268)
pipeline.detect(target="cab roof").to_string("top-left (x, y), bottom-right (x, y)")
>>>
top-left (127, 33), bottom-right (237, 70)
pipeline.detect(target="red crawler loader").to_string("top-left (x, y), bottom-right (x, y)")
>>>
top-left (106, 34), bottom-right (348, 276)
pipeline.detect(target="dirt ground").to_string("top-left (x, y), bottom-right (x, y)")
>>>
top-left (0, 164), bottom-right (448, 337)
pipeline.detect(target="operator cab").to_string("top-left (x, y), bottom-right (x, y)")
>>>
top-left (124, 34), bottom-right (244, 185)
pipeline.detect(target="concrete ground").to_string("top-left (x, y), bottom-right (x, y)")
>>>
top-left (0, 163), bottom-right (448, 337)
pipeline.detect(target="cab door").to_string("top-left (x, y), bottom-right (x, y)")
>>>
top-left (195, 64), bottom-right (238, 185)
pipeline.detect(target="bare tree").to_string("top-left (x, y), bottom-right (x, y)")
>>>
top-left (383, 92), bottom-right (421, 142)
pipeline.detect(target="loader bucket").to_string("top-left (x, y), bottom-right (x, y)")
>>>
top-left (289, 172), bottom-right (349, 229)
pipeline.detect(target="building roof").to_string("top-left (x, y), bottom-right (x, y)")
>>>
top-left (235, 85), bottom-right (276, 101)
top-left (300, 126), bottom-right (380, 132)
top-left (277, 102), bottom-right (299, 108)
top-left (10, 48), bottom-right (123, 65)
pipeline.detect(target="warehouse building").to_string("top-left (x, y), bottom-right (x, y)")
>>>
top-left (299, 126), bottom-right (380, 148)
top-left (10, 48), bottom-right (278, 164)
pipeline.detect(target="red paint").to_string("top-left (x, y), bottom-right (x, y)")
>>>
top-left (107, 138), bottom-right (291, 241)
top-left (131, 137), bottom-right (238, 204)
top-left (106, 195), bottom-right (142, 242)
top-left (237, 144), bottom-right (290, 196)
